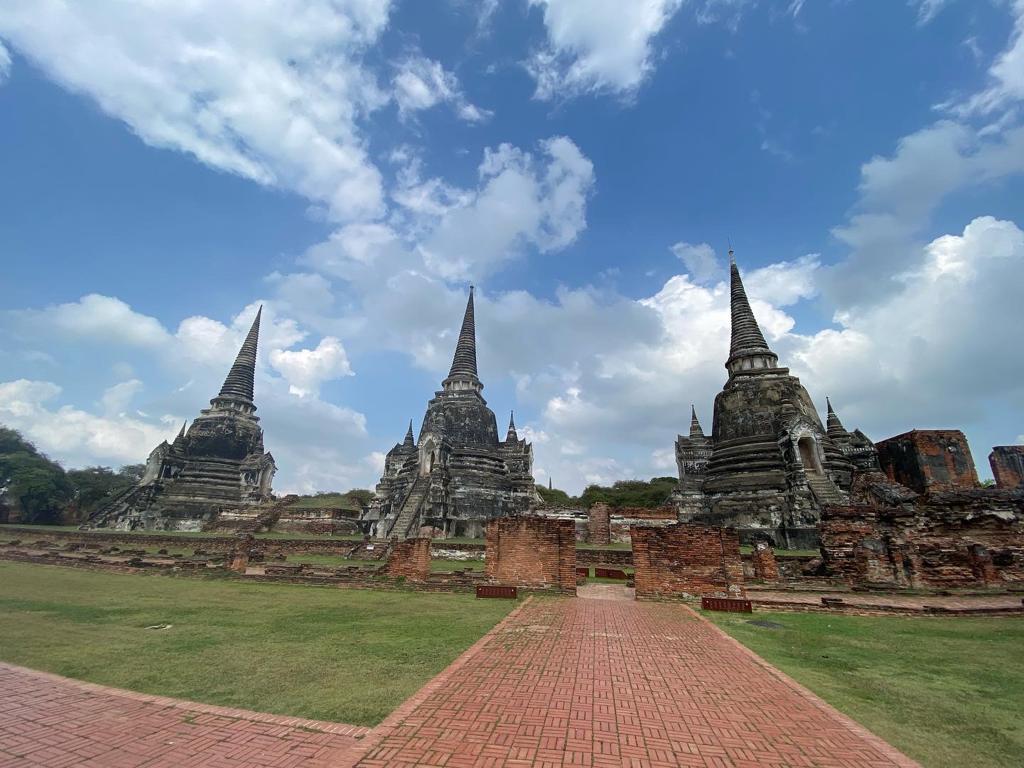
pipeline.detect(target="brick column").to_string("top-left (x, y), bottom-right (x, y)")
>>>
top-left (751, 541), bottom-right (780, 582)
top-left (384, 538), bottom-right (431, 582)
top-left (588, 503), bottom-right (611, 545)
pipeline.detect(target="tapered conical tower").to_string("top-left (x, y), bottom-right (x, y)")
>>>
top-left (726, 254), bottom-right (778, 376)
top-left (444, 288), bottom-right (481, 392)
top-left (217, 307), bottom-right (262, 405)
top-left (689, 405), bottom-right (705, 438)
top-left (403, 420), bottom-right (416, 449)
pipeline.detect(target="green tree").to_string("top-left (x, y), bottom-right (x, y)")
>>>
top-left (578, 476), bottom-right (679, 509)
top-left (0, 427), bottom-right (73, 524)
top-left (66, 466), bottom-right (136, 517)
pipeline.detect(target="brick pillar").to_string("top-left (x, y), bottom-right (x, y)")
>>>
top-left (588, 503), bottom-right (611, 545)
top-left (751, 541), bottom-right (779, 582)
top-left (485, 517), bottom-right (576, 593)
top-left (384, 537), bottom-right (431, 582)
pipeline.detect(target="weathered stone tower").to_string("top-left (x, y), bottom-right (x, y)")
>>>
top-left (90, 308), bottom-right (276, 530)
top-left (677, 254), bottom-right (873, 548)
top-left (369, 288), bottom-right (538, 539)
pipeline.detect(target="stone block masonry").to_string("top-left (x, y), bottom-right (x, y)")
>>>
top-left (484, 516), bottom-right (576, 593)
top-left (631, 523), bottom-right (746, 599)
top-left (876, 430), bottom-right (979, 493)
top-left (384, 537), bottom-right (431, 582)
top-left (990, 445), bottom-right (1024, 489)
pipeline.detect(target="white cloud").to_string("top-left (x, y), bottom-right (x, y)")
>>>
top-left (392, 55), bottom-right (491, 122)
top-left (0, 379), bottom-right (178, 467)
top-left (0, 40), bottom-right (10, 82)
top-left (0, 0), bottom-right (392, 221)
top-left (99, 379), bottom-right (144, 418)
top-left (270, 337), bottom-right (354, 397)
top-left (670, 241), bottom-right (720, 283)
top-left (956, 0), bottom-right (1024, 115)
top-left (526, 0), bottom-right (682, 99)
top-left (791, 216), bottom-right (1024, 435)
top-left (911, 0), bottom-right (951, 26)
top-left (11, 294), bottom-right (172, 348)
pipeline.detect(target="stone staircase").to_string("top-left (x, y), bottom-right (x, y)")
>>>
top-left (805, 473), bottom-right (845, 505)
top-left (381, 477), bottom-right (428, 541)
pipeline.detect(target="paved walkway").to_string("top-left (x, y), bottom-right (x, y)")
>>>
top-left (346, 597), bottom-right (919, 768)
top-left (0, 597), bottom-right (922, 768)
top-left (0, 663), bottom-right (368, 768)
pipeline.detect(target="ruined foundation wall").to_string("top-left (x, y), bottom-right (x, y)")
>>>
top-left (821, 491), bottom-right (1024, 588)
top-left (484, 517), bottom-right (576, 593)
top-left (631, 523), bottom-right (745, 599)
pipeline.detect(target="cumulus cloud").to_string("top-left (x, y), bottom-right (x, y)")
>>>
top-left (99, 379), bottom-right (144, 418)
top-left (670, 241), bottom-right (720, 283)
top-left (10, 294), bottom-right (172, 348)
top-left (392, 55), bottom-right (491, 122)
top-left (0, 0), bottom-right (391, 221)
top-left (0, 379), bottom-right (178, 467)
top-left (526, 0), bottom-right (682, 99)
top-left (270, 337), bottom-right (354, 397)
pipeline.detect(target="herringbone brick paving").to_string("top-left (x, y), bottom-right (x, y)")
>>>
top-left (348, 596), bottom-right (920, 767)
top-left (0, 596), bottom-right (921, 767)
top-left (0, 663), bottom-right (368, 767)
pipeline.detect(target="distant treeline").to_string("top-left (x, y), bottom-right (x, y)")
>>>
top-left (536, 476), bottom-right (678, 509)
top-left (0, 426), bottom-right (144, 524)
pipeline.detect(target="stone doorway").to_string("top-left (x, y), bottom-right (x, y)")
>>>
top-left (798, 435), bottom-right (823, 475)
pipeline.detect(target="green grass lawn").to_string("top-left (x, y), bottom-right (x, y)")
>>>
top-left (707, 611), bottom-right (1024, 768)
top-left (0, 561), bottom-right (511, 726)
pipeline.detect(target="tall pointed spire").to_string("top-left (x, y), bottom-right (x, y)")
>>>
top-left (217, 307), bottom-right (261, 404)
top-left (726, 255), bottom-right (778, 376)
top-left (689, 405), bottom-right (705, 439)
top-left (403, 420), bottom-right (415, 448)
top-left (177, 421), bottom-right (187, 439)
top-left (826, 396), bottom-right (850, 441)
top-left (506, 411), bottom-right (518, 442)
top-left (444, 287), bottom-right (482, 392)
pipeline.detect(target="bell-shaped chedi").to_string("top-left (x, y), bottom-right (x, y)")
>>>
top-left (90, 308), bottom-right (276, 530)
top-left (367, 288), bottom-right (538, 540)
top-left (676, 253), bottom-right (860, 549)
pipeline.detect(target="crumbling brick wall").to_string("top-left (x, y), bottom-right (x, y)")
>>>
top-left (990, 446), bottom-right (1024, 490)
top-left (631, 524), bottom-right (745, 599)
top-left (384, 537), bottom-right (431, 582)
top-left (821, 491), bottom-right (1023, 588)
top-left (228, 533), bottom-right (258, 573)
top-left (588, 503), bottom-right (611, 545)
top-left (750, 541), bottom-right (779, 582)
top-left (876, 430), bottom-right (979, 493)
top-left (484, 517), bottom-right (576, 593)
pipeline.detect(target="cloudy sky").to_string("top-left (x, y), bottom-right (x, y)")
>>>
top-left (1, 0), bottom-right (1022, 494)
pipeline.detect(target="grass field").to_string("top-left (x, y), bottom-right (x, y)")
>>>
top-left (0, 561), bottom-right (511, 726)
top-left (707, 611), bottom-right (1024, 768)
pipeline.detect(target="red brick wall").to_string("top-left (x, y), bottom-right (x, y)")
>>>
top-left (821, 496), bottom-right (1023, 588)
top-left (990, 446), bottom-right (1024, 489)
top-left (750, 542), bottom-right (780, 582)
top-left (384, 537), bottom-right (431, 582)
top-left (485, 517), bottom-right (576, 593)
top-left (876, 430), bottom-right (979, 493)
top-left (588, 504), bottom-right (611, 545)
top-left (631, 524), bottom-right (746, 599)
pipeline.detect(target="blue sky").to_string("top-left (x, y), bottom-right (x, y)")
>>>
top-left (1, 0), bottom-right (1022, 493)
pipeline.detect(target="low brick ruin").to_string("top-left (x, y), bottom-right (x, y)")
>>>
top-left (484, 516), bottom-right (576, 593)
top-left (631, 524), bottom-right (745, 600)
top-left (384, 537), bottom-right (431, 582)
top-left (876, 430), bottom-right (979, 493)
top-left (750, 541), bottom-right (780, 582)
top-left (821, 492), bottom-right (1023, 588)
top-left (990, 446), bottom-right (1024, 490)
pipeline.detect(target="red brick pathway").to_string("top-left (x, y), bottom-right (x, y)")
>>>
top-left (0, 662), bottom-right (369, 767)
top-left (347, 597), bottom-right (920, 768)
